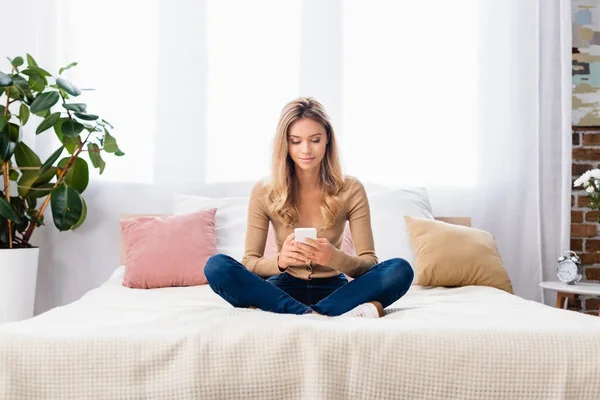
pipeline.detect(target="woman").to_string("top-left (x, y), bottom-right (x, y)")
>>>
top-left (204, 97), bottom-right (413, 317)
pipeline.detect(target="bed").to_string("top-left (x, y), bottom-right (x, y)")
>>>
top-left (1, 262), bottom-right (600, 399)
top-left (2, 188), bottom-right (600, 400)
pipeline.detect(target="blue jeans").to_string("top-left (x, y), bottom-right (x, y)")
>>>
top-left (204, 254), bottom-right (414, 316)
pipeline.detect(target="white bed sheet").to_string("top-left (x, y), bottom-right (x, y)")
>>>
top-left (1, 271), bottom-right (600, 399)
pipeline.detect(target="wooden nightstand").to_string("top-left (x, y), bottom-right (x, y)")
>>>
top-left (539, 281), bottom-right (600, 315)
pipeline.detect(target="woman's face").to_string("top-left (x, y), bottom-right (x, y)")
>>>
top-left (287, 118), bottom-right (328, 173)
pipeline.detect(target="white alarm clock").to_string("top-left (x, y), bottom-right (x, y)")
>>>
top-left (557, 251), bottom-right (583, 285)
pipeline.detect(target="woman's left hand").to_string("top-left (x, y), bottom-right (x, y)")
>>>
top-left (294, 238), bottom-right (334, 266)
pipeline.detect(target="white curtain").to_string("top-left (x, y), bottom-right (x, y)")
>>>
top-left (2, 0), bottom-right (571, 310)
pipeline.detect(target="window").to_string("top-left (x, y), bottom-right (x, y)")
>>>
top-left (205, 0), bottom-right (302, 183)
top-left (341, 0), bottom-right (479, 187)
top-left (62, 0), bottom-right (158, 183)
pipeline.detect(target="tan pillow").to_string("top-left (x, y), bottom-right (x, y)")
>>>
top-left (404, 215), bottom-right (513, 294)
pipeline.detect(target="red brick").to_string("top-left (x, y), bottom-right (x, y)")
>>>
top-left (572, 210), bottom-right (584, 223)
top-left (580, 252), bottom-right (600, 264)
top-left (585, 267), bottom-right (600, 281)
top-left (585, 298), bottom-right (600, 310)
top-left (574, 132), bottom-right (581, 146)
top-left (573, 148), bottom-right (600, 160)
top-left (586, 211), bottom-right (600, 222)
top-left (578, 196), bottom-right (593, 208)
top-left (583, 134), bottom-right (600, 146)
top-left (571, 239), bottom-right (583, 252)
top-left (571, 224), bottom-right (597, 238)
top-left (572, 195), bottom-right (575, 207)
top-left (586, 239), bottom-right (600, 252)
top-left (573, 163), bottom-right (593, 177)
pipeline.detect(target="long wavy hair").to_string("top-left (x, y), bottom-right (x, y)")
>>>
top-left (266, 97), bottom-right (345, 229)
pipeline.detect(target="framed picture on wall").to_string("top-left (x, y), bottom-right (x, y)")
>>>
top-left (573, 0), bottom-right (600, 128)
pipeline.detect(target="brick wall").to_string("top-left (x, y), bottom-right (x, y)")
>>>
top-left (571, 128), bottom-right (600, 315)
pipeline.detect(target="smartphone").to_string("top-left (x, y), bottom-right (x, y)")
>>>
top-left (294, 227), bottom-right (317, 244)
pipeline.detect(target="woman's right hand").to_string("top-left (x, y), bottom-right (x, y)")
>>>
top-left (277, 233), bottom-right (310, 269)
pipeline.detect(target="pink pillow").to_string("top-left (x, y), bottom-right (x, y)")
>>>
top-left (120, 209), bottom-right (218, 289)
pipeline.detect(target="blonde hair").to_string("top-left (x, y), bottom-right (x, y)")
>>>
top-left (266, 96), bottom-right (344, 229)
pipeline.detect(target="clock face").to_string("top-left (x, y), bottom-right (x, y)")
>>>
top-left (557, 260), bottom-right (578, 283)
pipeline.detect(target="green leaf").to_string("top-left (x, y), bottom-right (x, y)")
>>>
top-left (34, 108), bottom-right (50, 118)
top-left (8, 86), bottom-right (22, 100)
top-left (101, 119), bottom-right (114, 129)
top-left (56, 77), bottom-right (81, 97)
top-left (0, 125), bottom-right (18, 162)
top-left (0, 116), bottom-right (6, 133)
top-left (25, 66), bottom-right (51, 77)
top-left (27, 73), bottom-right (46, 92)
top-left (114, 149), bottom-right (125, 156)
top-left (11, 57), bottom-right (24, 67)
top-left (50, 183), bottom-right (83, 231)
top-left (7, 122), bottom-right (20, 141)
top-left (27, 183), bottom-right (54, 199)
top-left (26, 54), bottom-right (38, 67)
top-left (9, 169), bottom-right (18, 181)
top-left (0, 71), bottom-right (13, 87)
top-left (17, 172), bottom-right (37, 198)
top-left (25, 196), bottom-right (37, 210)
top-left (61, 120), bottom-right (84, 138)
top-left (58, 62), bottom-right (78, 75)
top-left (18, 167), bottom-right (57, 198)
top-left (54, 118), bottom-right (79, 154)
top-left (74, 113), bottom-right (98, 121)
top-left (11, 75), bottom-right (30, 95)
top-left (103, 129), bottom-right (119, 153)
top-left (36, 112), bottom-right (61, 134)
top-left (87, 143), bottom-right (106, 174)
top-left (0, 197), bottom-right (20, 223)
top-left (37, 166), bottom-right (57, 185)
top-left (30, 91), bottom-right (60, 114)
top-left (63, 103), bottom-right (87, 113)
top-left (14, 142), bottom-right (41, 167)
top-left (19, 103), bottom-right (30, 125)
top-left (57, 157), bottom-right (89, 193)
top-left (71, 197), bottom-right (87, 230)
top-left (40, 146), bottom-right (64, 173)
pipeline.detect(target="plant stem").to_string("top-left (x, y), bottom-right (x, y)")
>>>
top-left (2, 162), bottom-right (12, 248)
top-left (59, 91), bottom-right (72, 120)
top-left (21, 142), bottom-right (86, 245)
top-left (3, 87), bottom-right (12, 248)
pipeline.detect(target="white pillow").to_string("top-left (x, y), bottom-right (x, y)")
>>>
top-left (108, 265), bottom-right (125, 282)
top-left (367, 187), bottom-right (434, 270)
top-left (172, 186), bottom-right (434, 271)
top-left (173, 193), bottom-right (249, 262)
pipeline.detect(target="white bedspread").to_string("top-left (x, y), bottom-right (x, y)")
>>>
top-left (1, 277), bottom-right (600, 400)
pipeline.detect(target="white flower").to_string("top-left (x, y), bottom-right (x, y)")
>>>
top-left (587, 186), bottom-right (595, 193)
top-left (590, 169), bottom-right (600, 179)
top-left (575, 170), bottom-right (593, 187)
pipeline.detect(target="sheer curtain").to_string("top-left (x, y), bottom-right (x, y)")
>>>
top-left (4, 0), bottom-right (570, 311)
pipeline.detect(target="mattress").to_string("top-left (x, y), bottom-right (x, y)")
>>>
top-left (1, 271), bottom-right (600, 400)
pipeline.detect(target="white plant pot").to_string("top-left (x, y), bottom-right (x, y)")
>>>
top-left (0, 247), bottom-right (40, 324)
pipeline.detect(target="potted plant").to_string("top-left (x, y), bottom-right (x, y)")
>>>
top-left (0, 54), bottom-right (123, 322)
